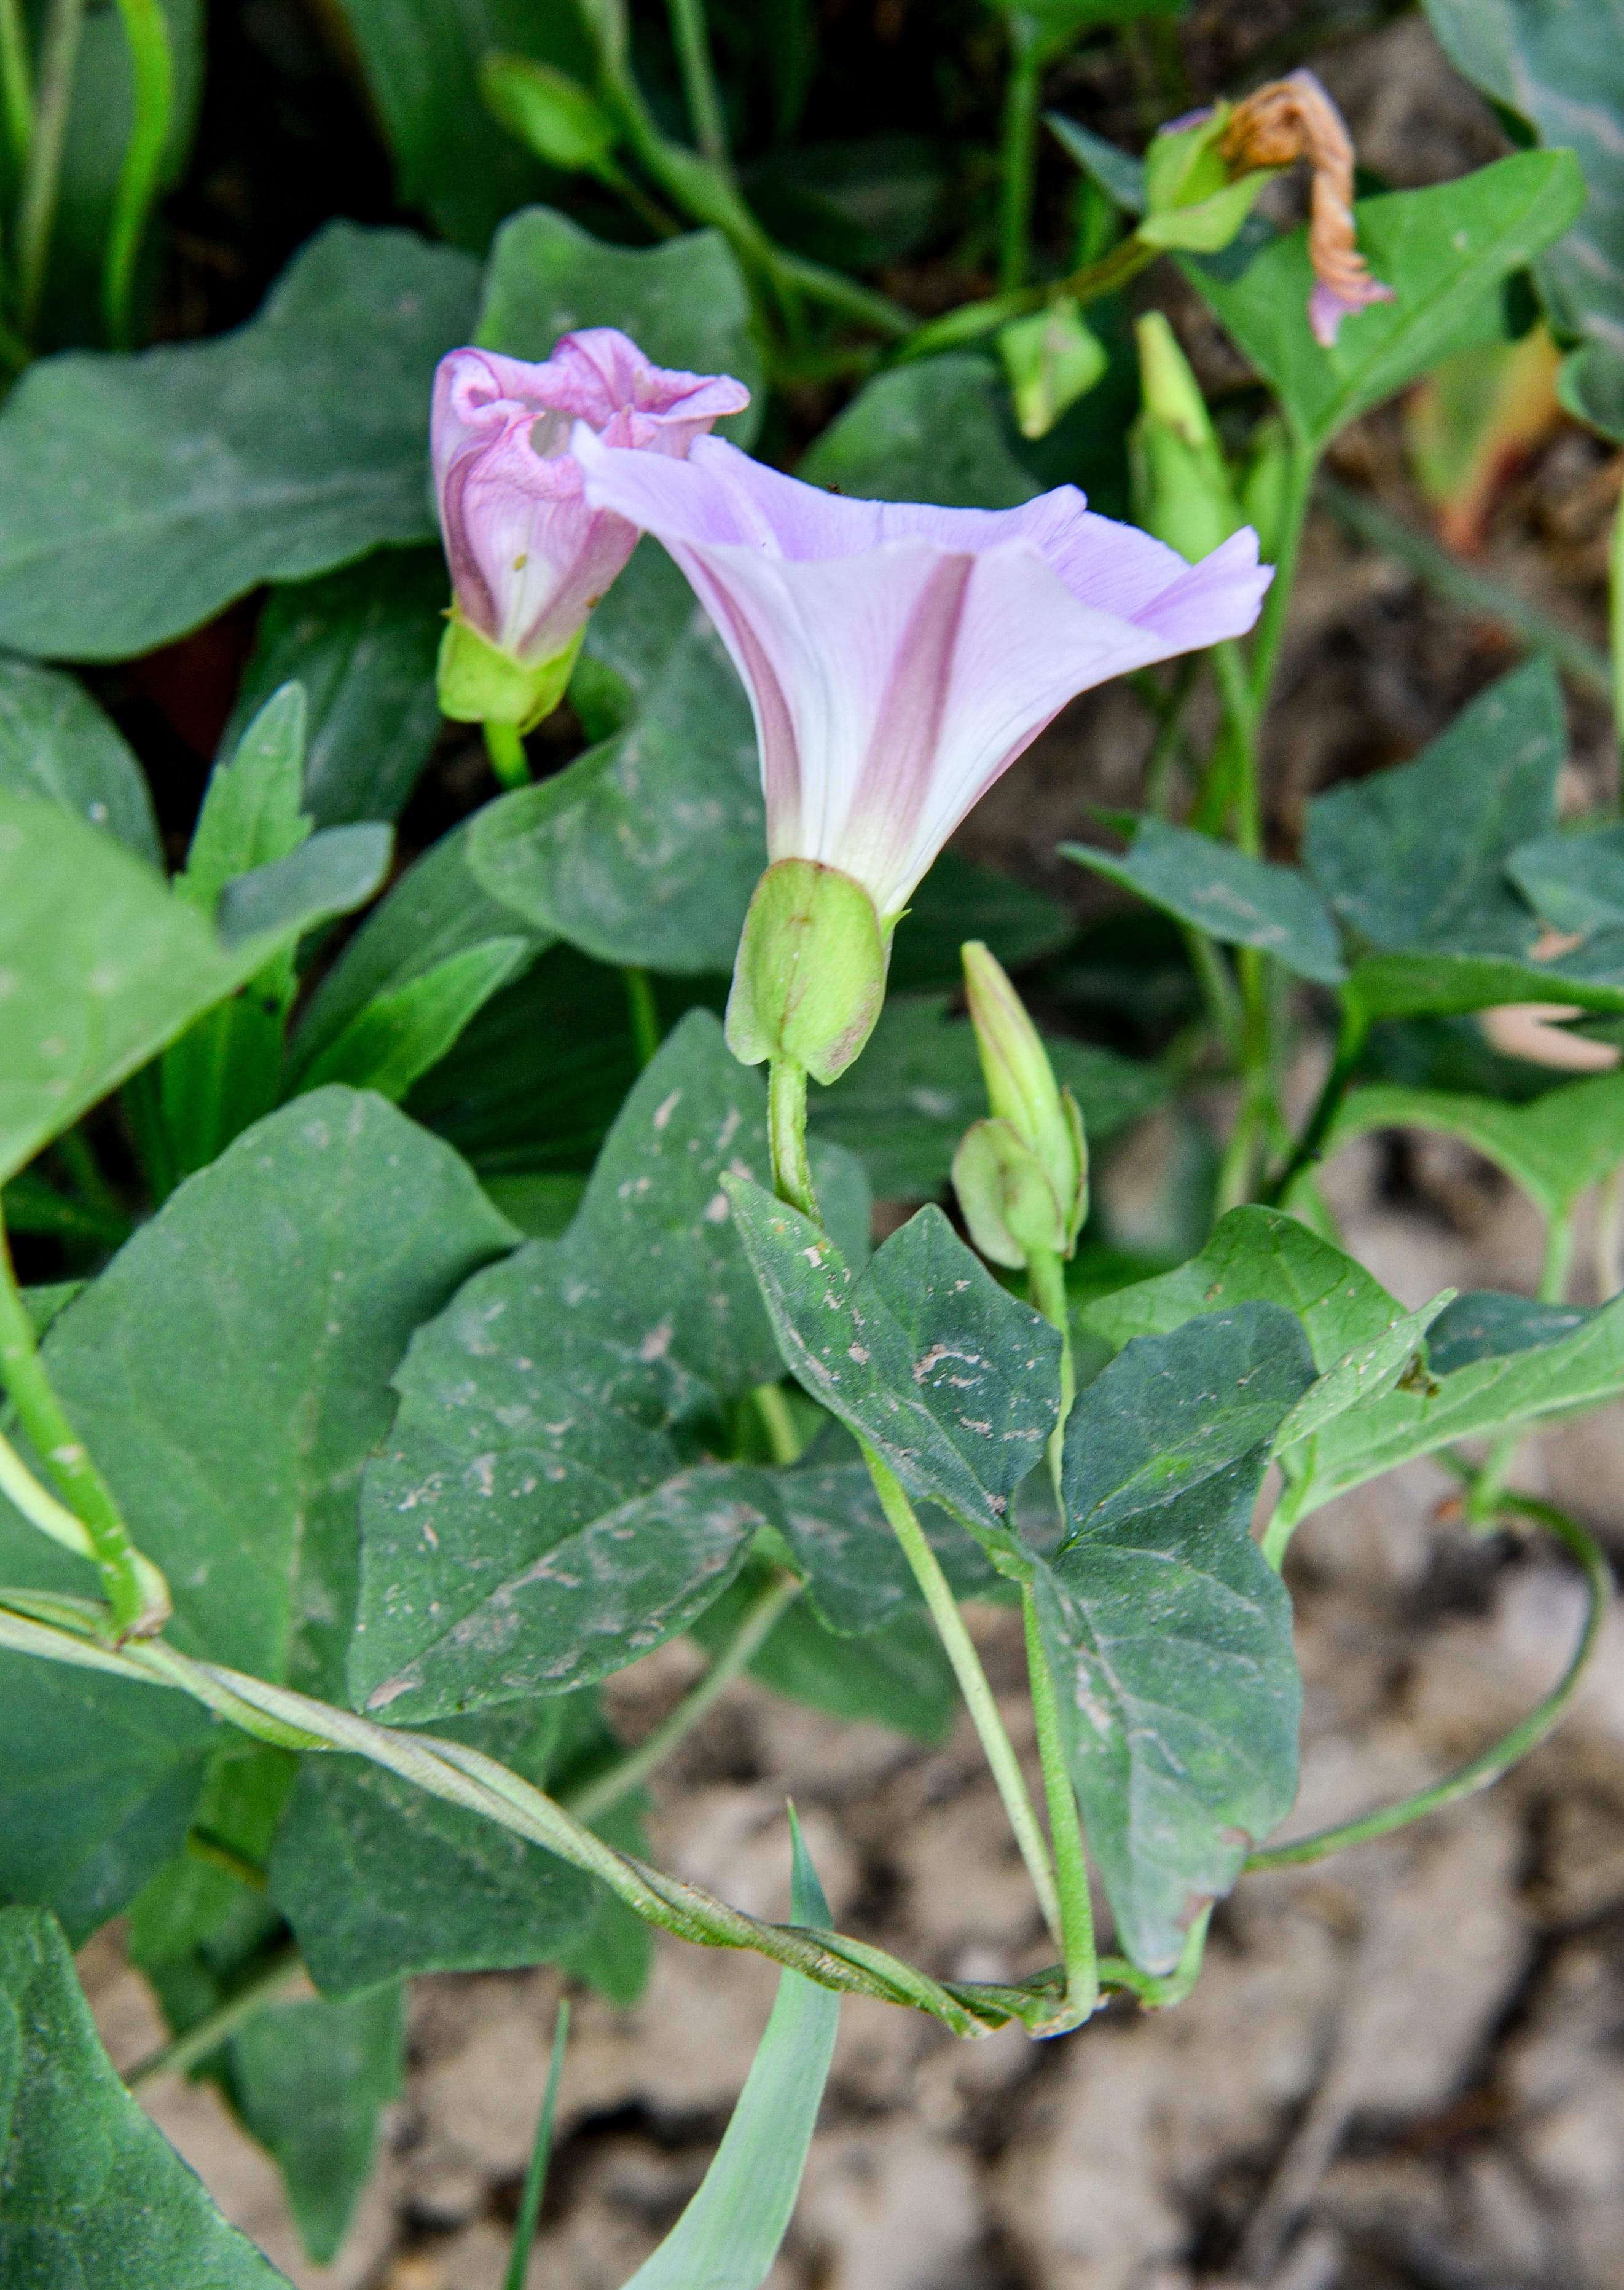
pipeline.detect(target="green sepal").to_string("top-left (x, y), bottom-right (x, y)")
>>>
top-left (998, 297), bottom-right (1107, 440)
top-left (436, 612), bottom-right (583, 731)
top-left (952, 1116), bottom-right (1069, 1269)
top-left (726, 858), bottom-right (888, 1086)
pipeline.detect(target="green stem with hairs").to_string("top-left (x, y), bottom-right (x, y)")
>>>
top-left (767, 1058), bottom-right (819, 1222)
top-left (1247, 1497), bottom-right (1609, 1870)
top-left (484, 720), bottom-right (530, 789)
top-left (0, 1218), bottom-right (167, 1634)
top-left (858, 1443), bottom-right (1062, 1946)
top-left (563, 1572), bottom-right (802, 1824)
top-left (1022, 1586), bottom-right (1098, 2029)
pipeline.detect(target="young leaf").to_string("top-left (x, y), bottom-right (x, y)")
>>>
top-left (0, 793), bottom-right (273, 1187)
top-left (1326, 1072), bottom-right (1624, 1226)
top-left (618, 1818), bottom-right (838, 2290)
top-left (1187, 151), bottom-right (1585, 451)
top-left (4, 1088), bottom-right (515, 1698)
top-left (229, 1982), bottom-right (404, 2265)
top-left (1064, 819), bottom-right (1346, 984)
top-left (269, 1699), bottom-right (617, 1994)
top-left (1046, 111), bottom-right (1148, 215)
top-left (1039, 1304), bottom-right (1313, 1972)
top-left (479, 208), bottom-right (763, 446)
top-left (348, 1016), bottom-right (865, 1719)
top-left (0, 1906), bottom-right (291, 2288)
top-left (0, 224), bottom-right (478, 661)
top-left (1278, 1287), bottom-right (1624, 1525)
top-left (295, 940), bottom-right (531, 1103)
top-left (799, 354), bottom-right (1038, 507)
top-left (809, 991), bottom-right (1163, 1200)
top-left (0, 657), bottom-right (160, 862)
top-left (224, 549), bottom-right (448, 828)
top-left (724, 1181), bottom-right (1059, 1567)
top-left (213, 824), bottom-right (393, 946)
top-left (1421, 0), bottom-right (1624, 438)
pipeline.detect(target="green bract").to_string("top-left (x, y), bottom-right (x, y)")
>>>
top-left (726, 858), bottom-right (890, 1085)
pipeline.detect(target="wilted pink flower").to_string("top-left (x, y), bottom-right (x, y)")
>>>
top-left (1219, 72), bottom-right (1394, 347)
top-left (574, 433), bottom-right (1271, 920)
top-left (431, 331), bottom-right (749, 671)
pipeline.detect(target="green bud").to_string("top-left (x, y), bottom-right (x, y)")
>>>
top-left (481, 53), bottom-right (619, 175)
top-left (436, 613), bottom-right (582, 732)
top-left (726, 859), bottom-right (888, 1086)
top-left (953, 1118), bottom-right (1072, 1269)
top-left (1137, 171), bottom-right (1274, 253)
top-left (998, 297), bottom-right (1107, 441)
top-left (1139, 103), bottom-right (1277, 255)
top-left (1129, 314), bottom-right (1242, 565)
top-left (960, 940), bottom-right (1086, 1252)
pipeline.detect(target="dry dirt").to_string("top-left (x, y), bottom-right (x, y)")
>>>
top-left (78, 14), bottom-right (1624, 2288)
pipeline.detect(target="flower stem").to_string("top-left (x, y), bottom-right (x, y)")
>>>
top-left (1246, 433), bottom-right (1319, 717)
top-left (665, 0), bottom-right (727, 164)
top-left (563, 1571), bottom-right (802, 1825)
top-left (0, 1216), bottom-right (167, 1634)
top-left (622, 966), bottom-right (662, 1069)
top-left (14, 0), bottom-right (84, 334)
top-left (767, 1057), bottom-right (820, 1222)
top-left (484, 720), bottom-right (531, 788)
top-left (858, 1441), bottom-right (1062, 1945)
top-left (1022, 1585), bottom-right (1097, 2028)
top-left (753, 1380), bottom-right (804, 1466)
top-left (998, 40), bottom-right (1043, 292)
top-left (1025, 1245), bottom-right (1073, 1510)
top-left (504, 2002), bottom-right (570, 2290)
top-left (124, 1941), bottom-right (303, 2087)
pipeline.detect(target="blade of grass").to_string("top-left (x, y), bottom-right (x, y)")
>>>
top-left (504, 2001), bottom-right (571, 2290)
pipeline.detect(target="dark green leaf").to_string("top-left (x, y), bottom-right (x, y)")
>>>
top-left (1425, 1289), bottom-right (1596, 1375)
top-left (1040, 1303), bottom-right (1312, 1970)
top-left (226, 550), bottom-right (448, 828)
top-left (0, 1906), bottom-right (289, 2288)
top-left (230, 1983), bottom-right (404, 2265)
top-left (296, 939), bottom-right (531, 1103)
top-left (1277, 1287), bottom-right (1624, 1525)
top-left (810, 991), bottom-right (1163, 1199)
top-left (1324, 1071), bottom-right (1624, 1224)
top-left (9, 1090), bottom-right (515, 1698)
top-left (1187, 152), bottom-right (1585, 450)
top-left (214, 823), bottom-right (393, 946)
top-left (798, 355), bottom-right (1038, 507)
top-left (0, 224), bottom-right (479, 660)
top-left (1507, 820), bottom-right (1624, 935)
top-left (692, 1565), bottom-right (958, 1741)
top-left (348, 1015), bottom-right (862, 1719)
top-left (1421, 0), bottom-right (1624, 438)
top-left (479, 208), bottom-right (763, 445)
top-left (1344, 943), bottom-right (1624, 1026)
top-left (889, 852), bottom-right (1072, 993)
top-left (269, 1701), bottom-right (597, 1993)
top-left (725, 1182), bottom-right (1059, 1565)
top-left (0, 793), bottom-right (270, 1186)
top-left (1064, 819), bottom-right (1346, 983)
top-left (322, 0), bottom-right (595, 249)
top-left (469, 610), bottom-right (764, 974)
top-left (769, 1459), bottom-right (1003, 1635)
top-left (0, 658), bottom-right (160, 862)
top-left (1304, 657), bottom-right (1563, 957)
top-left (127, 1745), bottom-right (294, 2021)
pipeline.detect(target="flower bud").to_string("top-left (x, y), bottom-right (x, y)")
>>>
top-left (437, 612), bottom-right (583, 731)
top-left (1129, 314), bottom-right (1243, 567)
top-left (960, 940), bottom-right (1086, 1253)
top-left (998, 297), bottom-right (1107, 441)
top-left (1139, 106), bottom-right (1274, 254)
top-left (726, 859), bottom-right (888, 1085)
top-left (953, 1119), bottom-right (1075, 1270)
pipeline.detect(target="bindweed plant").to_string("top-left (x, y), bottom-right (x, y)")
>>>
top-left (2, 2), bottom-right (1624, 2281)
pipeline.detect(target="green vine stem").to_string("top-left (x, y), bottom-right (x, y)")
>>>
top-left (665, 0), bottom-right (727, 164)
top-left (1245, 433), bottom-right (1319, 717)
top-left (622, 966), bottom-right (663, 1069)
top-left (998, 39), bottom-right (1043, 292)
top-left (1022, 1586), bottom-right (1098, 2029)
top-left (766, 1058), bottom-right (820, 1222)
top-left (0, 1583), bottom-right (1094, 2037)
top-left (103, 0), bottom-right (173, 345)
top-left (14, 0), bottom-right (85, 334)
top-left (858, 1443), bottom-right (1063, 1946)
top-left (1024, 1245), bottom-right (1073, 1507)
top-left (484, 721), bottom-right (530, 789)
top-left (124, 1942), bottom-right (303, 2088)
top-left (0, 1219), bottom-right (168, 1634)
top-left (563, 1571), bottom-right (802, 1824)
top-left (1260, 1002), bottom-right (1369, 1210)
top-left (0, 0), bottom-right (29, 176)
top-left (1246, 1497), bottom-right (1610, 1872)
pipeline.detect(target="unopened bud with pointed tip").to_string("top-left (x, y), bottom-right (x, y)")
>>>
top-left (1130, 313), bottom-right (1244, 567)
top-left (958, 941), bottom-right (1086, 1259)
top-left (726, 859), bottom-right (888, 1085)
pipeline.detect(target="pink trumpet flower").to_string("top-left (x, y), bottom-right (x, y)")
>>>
top-left (431, 332), bottom-right (749, 726)
top-left (573, 431), bottom-right (1272, 920)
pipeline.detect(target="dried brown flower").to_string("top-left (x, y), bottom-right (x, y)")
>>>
top-left (1220, 70), bottom-right (1393, 346)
